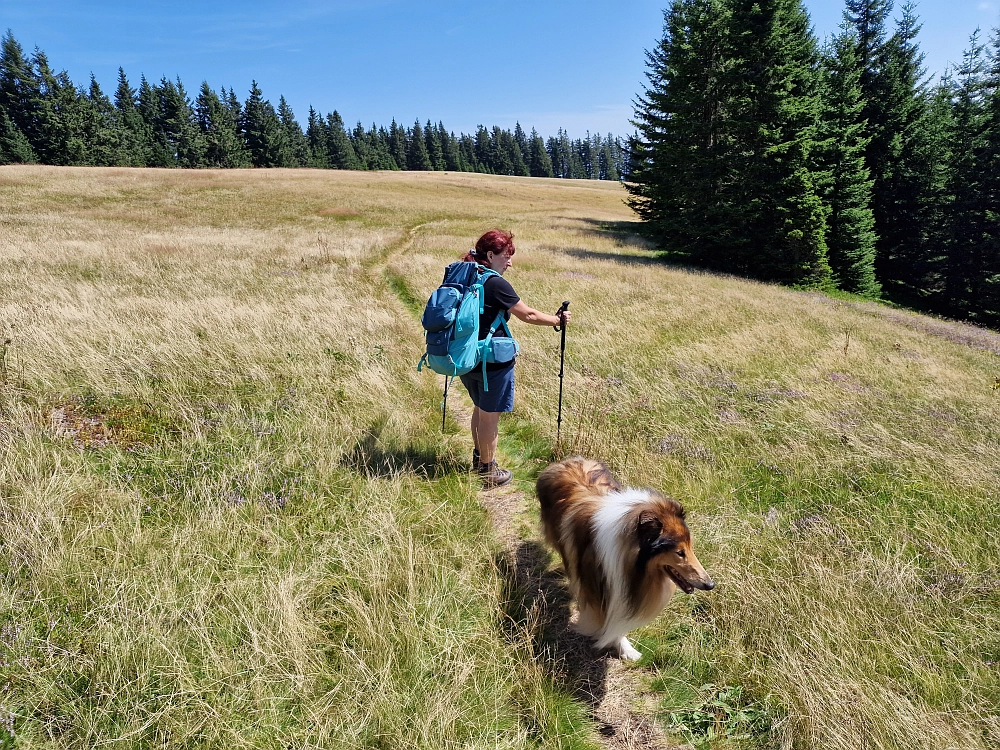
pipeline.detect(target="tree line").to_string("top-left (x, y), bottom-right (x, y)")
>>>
top-left (0, 31), bottom-right (629, 180)
top-left (628, 0), bottom-right (1000, 328)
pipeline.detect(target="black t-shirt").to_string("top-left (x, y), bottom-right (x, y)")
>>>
top-left (479, 275), bottom-right (520, 340)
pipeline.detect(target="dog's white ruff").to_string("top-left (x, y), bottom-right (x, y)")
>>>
top-left (590, 488), bottom-right (651, 653)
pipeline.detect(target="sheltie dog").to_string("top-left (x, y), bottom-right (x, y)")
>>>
top-left (535, 457), bottom-right (715, 661)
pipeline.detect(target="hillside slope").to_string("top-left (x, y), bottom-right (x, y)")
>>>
top-left (1, 166), bottom-right (998, 749)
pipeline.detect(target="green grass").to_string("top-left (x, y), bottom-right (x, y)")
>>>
top-left (3, 165), bottom-right (1000, 749)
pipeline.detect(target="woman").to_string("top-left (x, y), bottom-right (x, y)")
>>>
top-left (460, 230), bottom-right (571, 488)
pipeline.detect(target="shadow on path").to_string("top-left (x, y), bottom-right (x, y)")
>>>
top-left (497, 538), bottom-right (616, 721)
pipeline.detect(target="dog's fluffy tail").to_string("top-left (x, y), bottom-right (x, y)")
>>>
top-left (535, 456), bottom-right (621, 547)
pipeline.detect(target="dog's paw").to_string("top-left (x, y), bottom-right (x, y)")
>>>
top-left (617, 637), bottom-right (642, 661)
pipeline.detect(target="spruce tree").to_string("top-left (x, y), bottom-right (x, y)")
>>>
top-left (627, 0), bottom-right (734, 255)
top-left (0, 32), bottom-right (42, 156)
top-left (843, 0), bottom-right (893, 228)
top-left (155, 77), bottom-right (204, 167)
top-left (29, 51), bottom-right (67, 164)
top-left (844, 0), bottom-right (892, 96)
top-left (528, 128), bottom-right (554, 177)
top-left (0, 105), bottom-right (35, 163)
top-left (873, 4), bottom-right (944, 302)
top-left (490, 127), bottom-right (512, 174)
top-left (913, 81), bottom-right (955, 306)
top-left (134, 76), bottom-right (170, 166)
top-left (843, 0), bottom-right (942, 302)
top-left (514, 122), bottom-right (528, 159)
top-left (727, 0), bottom-right (831, 284)
top-left (407, 119), bottom-right (432, 170)
top-left (577, 133), bottom-right (595, 178)
top-left (196, 82), bottom-right (250, 168)
top-left (306, 107), bottom-right (329, 168)
top-left (224, 88), bottom-right (242, 125)
top-left (979, 28), bottom-right (1000, 325)
top-left (617, 134), bottom-right (634, 180)
top-left (424, 119), bottom-right (444, 169)
top-left (349, 121), bottom-right (371, 169)
top-left (31, 52), bottom-right (92, 165)
top-left (817, 32), bottom-right (879, 296)
top-left (568, 135), bottom-right (587, 178)
top-left (438, 122), bottom-right (461, 170)
top-left (942, 32), bottom-right (990, 319)
top-left (240, 81), bottom-right (286, 167)
top-left (629, 0), bottom-right (831, 285)
top-left (494, 126), bottom-right (528, 175)
top-left (473, 126), bottom-right (492, 172)
top-left (325, 110), bottom-right (359, 169)
top-left (843, 0), bottom-right (893, 173)
top-left (546, 133), bottom-right (566, 177)
top-left (599, 134), bottom-right (621, 180)
top-left (84, 75), bottom-right (119, 166)
top-left (458, 133), bottom-right (477, 171)
top-left (373, 125), bottom-right (399, 170)
top-left (277, 96), bottom-right (309, 167)
top-left (388, 119), bottom-right (408, 169)
top-left (353, 123), bottom-right (396, 170)
top-left (114, 68), bottom-right (152, 166)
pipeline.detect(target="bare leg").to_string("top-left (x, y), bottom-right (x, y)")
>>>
top-left (473, 408), bottom-right (501, 464)
top-left (471, 407), bottom-right (481, 454)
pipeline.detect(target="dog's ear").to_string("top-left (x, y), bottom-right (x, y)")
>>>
top-left (637, 511), bottom-right (663, 547)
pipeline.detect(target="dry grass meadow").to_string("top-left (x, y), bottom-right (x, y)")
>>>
top-left (1, 165), bottom-right (999, 749)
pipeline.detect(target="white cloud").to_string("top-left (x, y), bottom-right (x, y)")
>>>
top-left (978, 1), bottom-right (995, 10)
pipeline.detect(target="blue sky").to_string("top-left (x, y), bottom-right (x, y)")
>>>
top-left (2, 1), bottom-right (997, 139)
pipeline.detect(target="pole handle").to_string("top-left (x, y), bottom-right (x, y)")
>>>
top-left (554, 300), bottom-right (570, 331)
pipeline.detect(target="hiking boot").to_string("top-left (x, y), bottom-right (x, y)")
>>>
top-left (477, 460), bottom-right (512, 488)
top-left (472, 448), bottom-right (480, 470)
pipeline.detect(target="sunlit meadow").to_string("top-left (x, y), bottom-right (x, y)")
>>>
top-left (2, 165), bottom-right (998, 749)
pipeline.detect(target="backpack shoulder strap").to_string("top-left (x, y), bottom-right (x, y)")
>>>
top-left (468, 266), bottom-right (499, 315)
top-left (486, 309), bottom-right (507, 337)
top-left (477, 267), bottom-right (499, 284)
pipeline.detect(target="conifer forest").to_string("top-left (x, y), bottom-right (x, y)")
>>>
top-left (628, 0), bottom-right (1000, 327)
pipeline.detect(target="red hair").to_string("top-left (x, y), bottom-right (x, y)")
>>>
top-left (462, 229), bottom-right (516, 264)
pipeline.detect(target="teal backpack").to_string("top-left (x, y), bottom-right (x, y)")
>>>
top-left (417, 261), bottom-right (520, 425)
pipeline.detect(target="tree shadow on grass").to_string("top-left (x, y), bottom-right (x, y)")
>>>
top-left (561, 217), bottom-right (710, 274)
top-left (340, 418), bottom-right (466, 479)
top-left (497, 539), bottom-right (615, 722)
top-left (563, 246), bottom-right (669, 269)
top-left (569, 217), bottom-right (653, 245)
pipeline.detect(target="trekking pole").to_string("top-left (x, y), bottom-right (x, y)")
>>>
top-left (554, 301), bottom-right (570, 450)
top-left (442, 376), bottom-right (450, 431)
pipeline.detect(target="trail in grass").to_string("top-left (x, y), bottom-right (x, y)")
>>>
top-left (379, 222), bottom-right (678, 750)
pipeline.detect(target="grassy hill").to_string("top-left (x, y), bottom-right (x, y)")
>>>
top-left (1, 166), bottom-right (998, 750)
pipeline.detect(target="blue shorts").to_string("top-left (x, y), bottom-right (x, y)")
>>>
top-left (460, 362), bottom-right (515, 413)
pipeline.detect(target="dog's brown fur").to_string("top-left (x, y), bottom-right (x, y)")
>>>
top-left (536, 457), bottom-right (714, 659)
